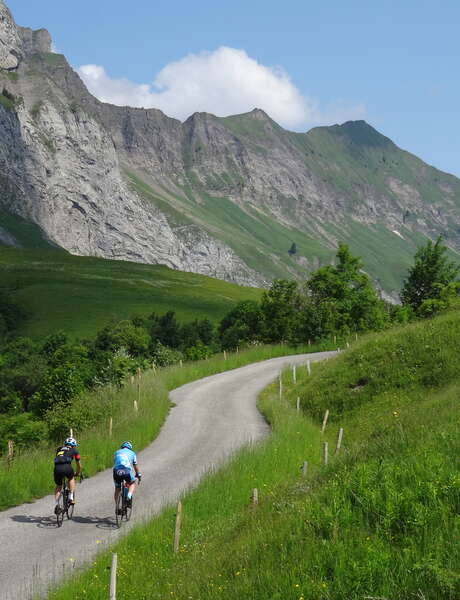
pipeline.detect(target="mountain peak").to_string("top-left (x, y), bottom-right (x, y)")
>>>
top-left (248, 108), bottom-right (271, 120)
top-left (309, 119), bottom-right (394, 149)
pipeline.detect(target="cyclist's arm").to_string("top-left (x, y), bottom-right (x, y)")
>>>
top-left (132, 455), bottom-right (140, 479)
top-left (73, 449), bottom-right (81, 476)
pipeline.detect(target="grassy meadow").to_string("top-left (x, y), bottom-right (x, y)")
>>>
top-left (0, 344), bottom-right (317, 511)
top-left (0, 247), bottom-right (261, 339)
top-left (49, 309), bottom-right (460, 599)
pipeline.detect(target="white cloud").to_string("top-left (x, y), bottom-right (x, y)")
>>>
top-left (77, 47), bottom-right (364, 129)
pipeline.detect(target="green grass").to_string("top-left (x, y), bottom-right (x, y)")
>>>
top-left (49, 310), bottom-right (460, 599)
top-left (0, 247), bottom-right (262, 339)
top-left (0, 344), bottom-right (313, 511)
top-left (0, 210), bottom-right (54, 249)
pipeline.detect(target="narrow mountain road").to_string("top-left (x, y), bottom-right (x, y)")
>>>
top-left (0, 352), bottom-right (335, 599)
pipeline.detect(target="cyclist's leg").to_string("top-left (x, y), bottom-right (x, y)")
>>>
top-left (54, 467), bottom-right (64, 502)
top-left (67, 469), bottom-right (76, 501)
top-left (127, 468), bottom-right (137, 499)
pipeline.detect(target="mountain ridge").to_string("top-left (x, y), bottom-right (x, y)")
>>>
top-left (1, 0), bottom-right (459, 297)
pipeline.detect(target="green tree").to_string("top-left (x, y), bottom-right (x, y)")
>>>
top-left (260, 280), bottom-right (299, 343)
top-left (219, 300), bottom-right (263, 348)
top-left (288, 242), bottom-right (297, 256)
top-left (302, 243), bottom-right (388, 338)
top-left (401, 237), bottom-right (459, 311)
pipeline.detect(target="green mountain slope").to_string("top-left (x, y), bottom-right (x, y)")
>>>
top-left (0, 248), bottom-right (261, 338)
top-left (123, 115), bottom-right (460, 298)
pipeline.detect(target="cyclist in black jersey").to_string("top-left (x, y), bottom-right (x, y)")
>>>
top-left (53, 437), bottom-right (81, 514)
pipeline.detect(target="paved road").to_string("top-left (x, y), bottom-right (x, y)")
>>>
top-left (0, 352), bottom-right (334, 599)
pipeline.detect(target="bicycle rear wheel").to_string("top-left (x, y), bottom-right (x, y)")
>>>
top-left (56, 493), bottom-right (64, 527)
top-left (115, 491), bottom-right (123, 528)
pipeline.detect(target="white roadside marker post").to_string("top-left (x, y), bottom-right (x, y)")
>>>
top-left (109, 553), bottom-right (117, 600)
top-left (321, 409), bottom-right (330, 433)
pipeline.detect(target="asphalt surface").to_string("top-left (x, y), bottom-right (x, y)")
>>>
top-left (0, 352), bottom-right (335, 599)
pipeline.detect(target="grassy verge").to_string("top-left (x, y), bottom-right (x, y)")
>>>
top-left (0, 344), bottom-right (315, 511)
top-left (49, 310), bottom-right (460, 599)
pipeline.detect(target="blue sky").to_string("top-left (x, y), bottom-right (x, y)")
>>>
top-left (8, 0), bottom-right (460, 176)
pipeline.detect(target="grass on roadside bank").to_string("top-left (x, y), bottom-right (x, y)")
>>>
top-left (0, 343), bottom-right (325, 511)
top-left (49, 309), bottom-right (460, 600)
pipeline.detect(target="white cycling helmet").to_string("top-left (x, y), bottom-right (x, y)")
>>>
top-left (64, 437), bottom-right (77, 447)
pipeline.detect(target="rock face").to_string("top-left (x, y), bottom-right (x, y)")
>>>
top-left (0, 0), bottom-right (21, 69)
top-left (1, 0), bottom-right (460, 295)
top-left (0, 0), bottom-right (263, 286)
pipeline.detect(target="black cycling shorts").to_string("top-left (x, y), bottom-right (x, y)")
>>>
top-left (54, 464), bottom-right (74, 486)
top-left (113, 467), bottom-right (136, 488)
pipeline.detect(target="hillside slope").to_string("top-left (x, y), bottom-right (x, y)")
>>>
top-left (49, 309), bottom-right (460, 600)
top-left (0, 247), bottom-right (261, 338)
top-left (1, 0), bottom-right (460, 296)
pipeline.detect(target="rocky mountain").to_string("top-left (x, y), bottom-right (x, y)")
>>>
top-left (1, 0), bottom-right (460, 297)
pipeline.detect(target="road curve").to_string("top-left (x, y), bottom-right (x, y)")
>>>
top-left (0, 352), bottom-right (334, 599)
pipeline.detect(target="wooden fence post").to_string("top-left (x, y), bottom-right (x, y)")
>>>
top-left (355, 332), bottom-right (358, 341)
top-left (131, 375), bottom-right (134, 385)
top-left (296, 397), bottom-right (300, 413)
top-left (133, 400), bottom-right (138, 413)
top-left (223, 350), bottom-right (227, 360)
top-left (308, 339), bottom-right (311, 347)
top-left (346, 341), bottom-right (350, 348)
top-left (321, 409), bottom-right (329, 433)
top-left (109, 553), bottom-right (117, 600)
top-left (292, 365), bottom-right (296, 384)
top-left (7, 440), bottom-right (14, 469)
top-left (109, 417), bottom-right (113, 437)
top-left (323, 442), bottom-right (329, 465)
top-left (307, 360), bottom-right (311, 376)
top-left (179, 359), bottom-right (183, 368)
top-left (174, 501), bottom-right (183, 553)
top-left (301, 461), bottom-right (308, 477)
top-left (333, 334), bottom-right (337, 344)
top-left (335, 428), bottom-right (344, 455)
top-left (252, 488), bottom-right (259, 505)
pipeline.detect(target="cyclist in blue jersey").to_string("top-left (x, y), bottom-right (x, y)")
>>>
top-left (113, 441), bottom-right (142, 509)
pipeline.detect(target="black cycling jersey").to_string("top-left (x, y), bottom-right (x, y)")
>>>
top-left (54, 445), bottom-right (80, 465)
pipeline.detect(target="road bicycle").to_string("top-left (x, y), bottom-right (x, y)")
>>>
top-left (55, 474), bottom-right (84, 527)
top-left (115, 477), bottom-right (140, 528)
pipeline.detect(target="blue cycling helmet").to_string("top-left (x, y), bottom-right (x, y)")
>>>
top-left (64, 437), bottom-right (77, 446)
top-left (120, 441), bottom-right (133, 450)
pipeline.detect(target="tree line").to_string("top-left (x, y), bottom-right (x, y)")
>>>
top-left (0, 237), bottom-right (458, 451)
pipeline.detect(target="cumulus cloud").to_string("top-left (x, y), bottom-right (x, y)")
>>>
top-left (78, 47), bottom-right (364, 130)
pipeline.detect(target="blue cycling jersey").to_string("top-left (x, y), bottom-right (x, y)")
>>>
top-left (113, 448), bottom-right (137, 470)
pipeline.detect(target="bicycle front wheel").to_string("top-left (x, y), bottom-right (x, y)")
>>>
top-left (124, 497), bottom-right (133, 522)
top-left (66, 499), bottom-right (74, 520)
